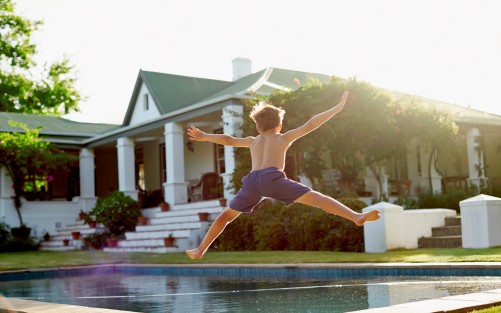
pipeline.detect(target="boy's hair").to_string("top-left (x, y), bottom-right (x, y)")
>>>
top-left (249, 101), bottom-right (285, 132)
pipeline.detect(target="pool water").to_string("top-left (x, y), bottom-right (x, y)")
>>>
top-left (1, 273), bottom-right (501, 312)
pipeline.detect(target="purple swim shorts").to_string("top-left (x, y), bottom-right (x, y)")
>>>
top-left (229, 167), bottom-right (312, 213)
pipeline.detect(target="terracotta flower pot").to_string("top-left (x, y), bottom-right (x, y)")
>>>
top-left (164, 237), bottom-right (175, 247)
top-left (79, 211), bottom-right (87, 220)
top-left (198, 212), bottom-right (209, 222)
top-left (160, 202), bottom-right (170, 212)
top-left (88, 220), bottom-right (97, 228)
top-left (138, 216), bottom-right (148, 225)
top-left (218, 198), bottom-right (227, 207)
top-left (71, 232), bottom-right (81, 240)
top-left (106, 238), bottom-right (119, 248)
top-left (63, 239), bottom-right (70, 246)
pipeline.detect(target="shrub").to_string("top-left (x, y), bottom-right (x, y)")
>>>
top-left (0, 221), bottom-right (12, 252)
top-left (218, 197), bottom-right (367, 252)
top-left (418, 188), bottom-right (476, 213)
top-left (91, 191), bottom-right (141, 238)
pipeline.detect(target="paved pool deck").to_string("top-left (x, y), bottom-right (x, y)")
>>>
top-left (1, 262), bottom-right (501, 313)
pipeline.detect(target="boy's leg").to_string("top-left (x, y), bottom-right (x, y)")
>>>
top-left (185, 207), bottom-right (241, 259)
top-left (294, 191), bottom-right (380, 226)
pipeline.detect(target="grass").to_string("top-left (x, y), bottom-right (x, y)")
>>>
top-left (1, 247), bottom-right (501, 271)
top-left (472, 306), bottom-right (501, 313)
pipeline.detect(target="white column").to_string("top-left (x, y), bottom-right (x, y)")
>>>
top-left (222, 104), bottom-right (243, 200)
top-left (0, 167), bottom-right (13, 199)
top-left (363, 166), bottom-right (389, 200)
top-left (0, 167), bottom-right (14, 218)
top-left (79, 148), bottom-right (96, 211)
top-left (117, 137), bottom-right (137, 200)
top-left (460, 194), bottom-right (501, 248)
top-left (466, 128), bottom-right (486, 188)
top-left (418, 146), bottom-right (442, 193)
top-left (163, 122), bottom-right (188, 205)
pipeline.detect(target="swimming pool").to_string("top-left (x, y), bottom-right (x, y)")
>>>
top-left (1, 265), bottom-right (501, 312)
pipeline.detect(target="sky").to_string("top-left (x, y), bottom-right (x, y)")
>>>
top-left (14, 0), bottom-right (501, 125)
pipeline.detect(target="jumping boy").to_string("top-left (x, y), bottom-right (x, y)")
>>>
top-left (185, 91), bottom-right (380, 259)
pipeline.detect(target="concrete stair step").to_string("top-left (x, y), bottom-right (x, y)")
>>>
top-left (134, 221), bottom-right (205, 233)
top-left (103, 246), bottom-right (180, 253)
top-left (40, 239), bottom-right (83, 251)
top-left (125, 229), bottom-right (190, 240)
top-left (54, 228), bottom-right (103, 237)
top-left (169, 200), bottom-right (222, 211)
top-left (432, 225), bottom-right (462, 237)
top-left (445, 216), bottom-right (461, 226)
top-left (39, 246), bottom-right (79, 251)
top-left (153, 207), bottom-right (221, 220)
top-left (418, 236), bottom-right (462, 248)
top-left (117, 238), bottom-right (183, 248)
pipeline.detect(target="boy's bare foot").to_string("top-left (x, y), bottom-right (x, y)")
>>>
top-left (354, 210), bottom-right (381, 226)
top-left (185, 248), bottom-right (203, 260)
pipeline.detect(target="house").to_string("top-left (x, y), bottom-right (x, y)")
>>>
top-left (1, 58), bottom-right (500, 247)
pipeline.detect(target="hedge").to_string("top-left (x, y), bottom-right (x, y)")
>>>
top-left (217, 197), bottom-right (367, 252)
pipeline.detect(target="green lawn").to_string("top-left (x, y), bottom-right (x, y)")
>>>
top-left (472, 306), bottom-right (501, 313)
top-left (1, 247), bottom-right (501, 271)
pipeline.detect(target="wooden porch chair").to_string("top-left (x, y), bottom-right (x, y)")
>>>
top-left (190, 172), bottom-right (223, 201)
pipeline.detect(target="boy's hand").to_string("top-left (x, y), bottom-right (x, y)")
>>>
top-left (187, 126), bottom-right (206, 141)
top-left (336, 91), bottom-right (349, 111)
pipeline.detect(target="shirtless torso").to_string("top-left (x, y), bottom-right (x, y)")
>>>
top-left (249, 132), bottom-right (291, 172)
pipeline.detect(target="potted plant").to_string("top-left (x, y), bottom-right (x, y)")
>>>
top-left (71, 231), bottom-right (81, 240)
top-left (164, 233), bottom-right (175, 247)
top-left (138, 215), bottom-right (148, 225)
top-left (43, 231), bottom-right (50, 242)
top-left (106, 236), bottom-right (119, 248)
top-left (83, 213), bottom-right (97, 228)
top-left (198, 212), bottom-right (209, 222)
top-left (78, 210), bottom-right (87, 220)
top-left (63, 238), bottom-right (70, 246)
top-left (90, 191), bottom-right (141, 248)
top-left (218, 198), bottom-right (227, 206)
top-left (160, 201), bottom-right (170, 212)
top-left (11, 225), bottom-right (32, 239)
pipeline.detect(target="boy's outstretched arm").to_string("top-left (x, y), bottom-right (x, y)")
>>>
top-left (283, 91), bottom-right (349, 142)
top-left (187, 126), bottom-right (254, 147)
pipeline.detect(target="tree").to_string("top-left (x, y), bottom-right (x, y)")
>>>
top-left (0, 121), bottom-right (72, 227)
top-left (0, 0), bottom-right (82, 115)
top-left (232, 77), bottom-right (458, 200)
top-left (393, 98), bottom-right (458, 191)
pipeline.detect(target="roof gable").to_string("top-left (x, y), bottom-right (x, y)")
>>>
top-left (122, 70), bottom-right (231, 125)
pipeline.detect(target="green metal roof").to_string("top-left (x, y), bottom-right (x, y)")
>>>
top-left (141, 70), bottom-right (231, 114)
top-left (0, 112), bottom-right (119, 137)
top-left (122, 70), bottom-right (232, 125)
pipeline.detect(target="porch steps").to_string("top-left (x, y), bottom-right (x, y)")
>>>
top-left (40, 220), bottom-right (105, 251)
top-left (418, 216), bottom-right (462, 248)
top-left (103, 199), bottom-right (224, 253)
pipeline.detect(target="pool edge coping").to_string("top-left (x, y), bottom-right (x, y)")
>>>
top-left (2, 261), bottom-right (501, 275)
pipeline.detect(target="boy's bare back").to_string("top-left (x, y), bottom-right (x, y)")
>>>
top-left (249, 133), bottom-right (290, 171)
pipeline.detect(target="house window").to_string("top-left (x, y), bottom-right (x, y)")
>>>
top-left (143, 94), bottom-right (149, 111)
top-left (214, 128), bottom-right (225, 174)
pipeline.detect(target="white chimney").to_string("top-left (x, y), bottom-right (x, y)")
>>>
top-left (232, 57), bottom-right (252, 81)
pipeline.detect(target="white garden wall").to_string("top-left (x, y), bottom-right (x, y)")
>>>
top-left (363, 202), bottom-right (456, 252)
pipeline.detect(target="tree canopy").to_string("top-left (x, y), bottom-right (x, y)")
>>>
top-left (0, 121), bottom-right (71, 226)
top-left (0, 0), bottom-right (82, 115)
top-left (232, 77), bottom-right (458, 198)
